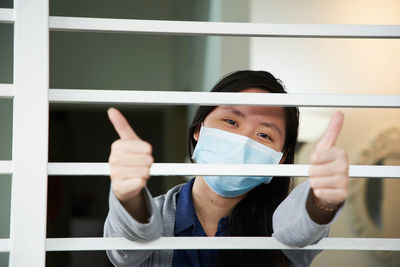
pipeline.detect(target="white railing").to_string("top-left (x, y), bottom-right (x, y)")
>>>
top-left (48, 16), bottom-right (400, 39)
top-left (7, 1), bottom-right (49, 267)
top-left (48, 163), bottom-right (400, 178)
top-left (0, 8), bottom-right (14, 23)
top-left (0, 84), bottom-right (13, 98)
top-left (0, 1), bottom-right (399, 267)
top-left (48, 89), bottom-right (400, 108)
top-left (1, 160), bottom-right (399, 178)
top-left (45, 237), bottom-right (400, 252)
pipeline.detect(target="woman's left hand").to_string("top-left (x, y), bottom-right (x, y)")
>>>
top-left (308, 111), bottom-right (349, 208)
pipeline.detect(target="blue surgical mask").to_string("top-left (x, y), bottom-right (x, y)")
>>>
top-left (192, 125), bottom-right (283, 197)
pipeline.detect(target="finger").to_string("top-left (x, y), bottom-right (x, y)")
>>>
top-left (119, 168), bottom-right (151, 181)
top-left (313, 188), bottom-right (347, 205)
top-left (311, 147), bottom-right (347, 164)
top-left (309, 160), bottom-right (347, 177)
top-left (109, 154), bottom-right (154, 167)
top-left (110, 166), bottom-right (151, 181)
top-left (111, 140), bottom-right (152, 155)
top-left (108, 107), bottom-right (140, 140)
top-left (309, 175), bottom-right (345, 189)
top-left (311, 148), bottom-right (336, 164)
top-left (309, 164), bottom-right (348, 178)
top-left (316, 111), bottom-right (344, 151)
top-left (112, 178), bottom-right (147, 201)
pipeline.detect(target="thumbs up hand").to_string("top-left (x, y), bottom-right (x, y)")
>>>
top-left (108, 108), bottom-right (154, 203)
top-left (308, 111), bottom-right (349, 208)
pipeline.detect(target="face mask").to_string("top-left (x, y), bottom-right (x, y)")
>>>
top-left (192, 125), bottom-right (283, 197)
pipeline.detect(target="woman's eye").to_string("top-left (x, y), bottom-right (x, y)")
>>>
top-left (224, 119), bottom-right (238, 127)
top-left (257, 133), bottom-right (272, 140)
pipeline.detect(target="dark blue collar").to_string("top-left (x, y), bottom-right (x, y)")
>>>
top-left (175, 178), bottom-right (196, 234)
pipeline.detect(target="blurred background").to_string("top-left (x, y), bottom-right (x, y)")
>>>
top-left (0, 0), bottom-right (399, 266)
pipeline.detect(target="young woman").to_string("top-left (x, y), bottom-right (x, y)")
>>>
top-left (104, 71), bottom-right (349, 267)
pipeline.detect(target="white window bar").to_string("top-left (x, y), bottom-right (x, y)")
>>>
top-left (1, 237), bottom-right (399, 252)
top-left (0, 239), bottom-right (10, 252)
top-left (0, 160), bottom-right (13, 174)
top-left (45, 162), bottom-right (400, 178)
top-left (1, 159), bottom-right (399, 178)
top-left (45, 237), bottom-right (400, 252)
top-left (0, 84), bottom-right (14, 98)
top-left (48, 16), bottom-right (400, 39)
top-left (9, 1), bottom-right (49, 267)
top-left (0, 8), bottom-right (14, 23)
top-left (49, 89), bottom-right (400, 108)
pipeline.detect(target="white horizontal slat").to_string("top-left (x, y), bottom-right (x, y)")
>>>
top-left (49, 17), bottom-right (400, 39)
top-left (0, 160), bottom-right (13, 174)
top-left (47, 163), bottom-right (400, 178)
top-left (0, 8), bottom-right (14, 23)
top-left (0, 84), bottom-right (14, 98)
top-left (0, 239), bottom-right (10, 252)
top-left (49, 89), bottom-right (400, 108)
top-left (46, 237), bottom-right (400, 251)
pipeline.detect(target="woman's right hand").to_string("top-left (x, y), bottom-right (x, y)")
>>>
top-left (107, 108), bottom-right (154, 203)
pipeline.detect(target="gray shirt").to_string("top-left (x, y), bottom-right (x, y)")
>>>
top-left (104, 180), bottom-right (341, 267)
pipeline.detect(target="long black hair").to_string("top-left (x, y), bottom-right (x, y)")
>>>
top-left (188, 70), bottom-right (299, 266)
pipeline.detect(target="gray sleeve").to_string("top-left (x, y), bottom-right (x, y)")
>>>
top-left (104, 187), bottom-right (163, 267)
top-left (272, 181), bottom-right (342, 267)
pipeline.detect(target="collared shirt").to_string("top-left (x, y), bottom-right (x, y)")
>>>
top-left (172, 178), bottom-right (228, 267)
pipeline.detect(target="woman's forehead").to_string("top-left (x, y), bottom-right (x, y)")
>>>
top-left (213, 105), bottom-right (285, 119)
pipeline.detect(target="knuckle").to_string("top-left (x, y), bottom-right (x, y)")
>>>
top-left (135, 167), bottom-right (145, 178)
top-left (108, 155), bottom-right (118, 165)
top-left (309, 166), bottom-right (317, 177)
top-left (339, 191), bottom-right (347, 201)
top-left (145, 155), bottom-right (154, 166)
top-left (309, 178), bottom-right (317, 188)
top-left (112, 183), bottom-right (127, 200)
top-left (142, 167), bottom-right (150, 178)
top-left (310, 152), bottom-right (317, 163)
top-left (142, 142), bottom-right (152, 154)
top-left (312, 151), bottom-right (321, 162)
top-left (337, 148), bottom-right (347, 158)
top-left (338, 161), bottom-right (349, 174)
top-left (109, 168), bottom-right (119, 179)
top-left (133, 179), bottom-right (147, 192)
top-left (111, 140), bottom-right (122, 151)
top-left (110, 168), bottom-right (116, 180)
top-left (140, 178), bottom-right (147, 187)
top-left (314, 189), bottom-right (322, 198)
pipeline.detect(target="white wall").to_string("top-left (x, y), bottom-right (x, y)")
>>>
top-left (250, 0), bottom-right (400, 142)
top-left (201, 0), bottom-right (250, 92)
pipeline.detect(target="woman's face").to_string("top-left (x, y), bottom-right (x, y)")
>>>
top-left (194, 88), bottom-right (286, 157)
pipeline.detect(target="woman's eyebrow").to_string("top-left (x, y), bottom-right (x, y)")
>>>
top-left (225, 107), bottom-right (245, 117)
top-left (260, 122), bottom-right (283, 137)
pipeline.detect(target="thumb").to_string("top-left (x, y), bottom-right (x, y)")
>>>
top-left (107, 108), bottom-right (140, 140)
top-left (316, 111), bottom-right (344, 151)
